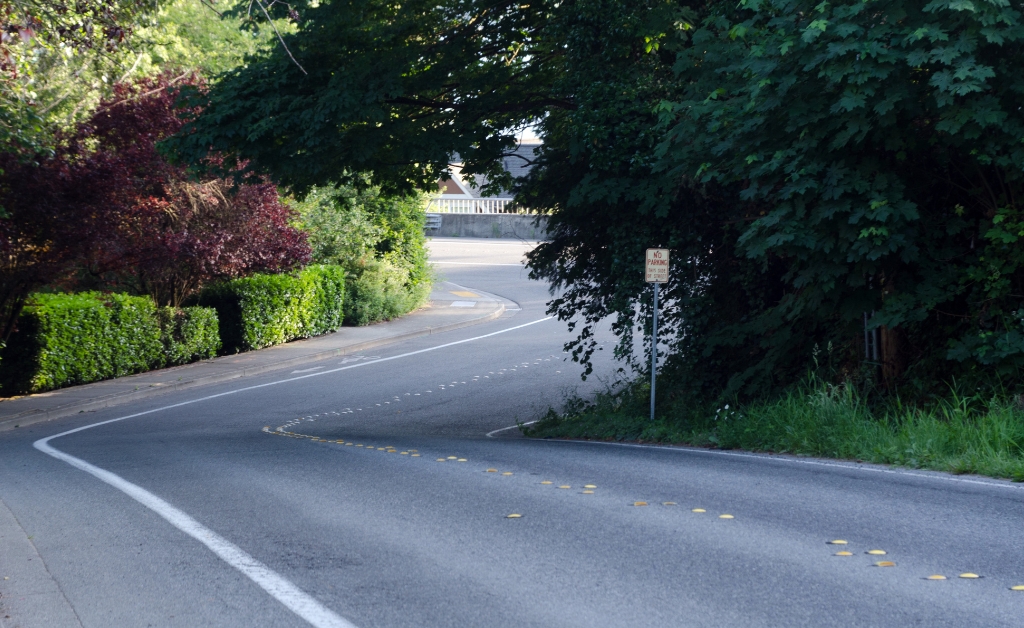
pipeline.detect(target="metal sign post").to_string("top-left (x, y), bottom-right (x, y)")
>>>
top-left (645, 248), bottom-right (669, 421)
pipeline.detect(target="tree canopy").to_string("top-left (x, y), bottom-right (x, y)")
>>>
top-left (178, 0), bottom-right (1024, 400)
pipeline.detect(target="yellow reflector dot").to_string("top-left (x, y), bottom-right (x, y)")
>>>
top-left (1010, 585), bottom-right (1024, 591)
top-left (411, 454), bottom-right (420, 457)
top-left (634, 501), bottom-right (648, 507)
top-left (447, 456), bottom-right (457, 459)
top-left (487, 469), bottom-right (498, 473)
top-left (719, 514), bottom-right (734, 519)
top-left (502, 472), bottom-right (513, 476)
top-left (401, 452), bottom-right (409, 455)
top-left (926, 575), bottom-right (947, 580)
top-left (959, 573), bottom-right (980, 579)
top-left (437, 458), bottom-right (446, 462)
top-left (457, 459), bottom-right (467, 462)
top-left (663, 502), bottom-right (677, 506)
top-left (828, 540), bottom-right (848, 545)
top-left (506, 514), bottom-right (522, 519)
top-left (558, 485), bottom-right (571, 489)
top-left (540, 481), bottom-right (552, 484)
top-left (582, 490), bottom-right (594, 494)
top-left (834, 551), bottom-right (853, 556)
top-left (867, 550), bottom-right (887, 555)
top-left (584, 485), bottom-right (597, 489)
top-left (692, 508), bottom-right (706, 513)
top-left (874, 561), bottom-right (896, 567)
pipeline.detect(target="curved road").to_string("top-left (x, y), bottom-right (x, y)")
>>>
top-left (1, 238), bottom-right (1022, 627)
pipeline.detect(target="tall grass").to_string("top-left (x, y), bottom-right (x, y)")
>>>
top-left (525, 379), bottom-right (1024, 481)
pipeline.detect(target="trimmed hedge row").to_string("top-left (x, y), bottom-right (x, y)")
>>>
top-left (0, 293), bottom-right (220, 394)
top-left (198, 265), bottom-right (346, 353)
top-left (0, 264), bottom-right (355, 394)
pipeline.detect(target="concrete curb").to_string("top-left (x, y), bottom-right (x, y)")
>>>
top-left (0, 303), bottom-right (504, 433)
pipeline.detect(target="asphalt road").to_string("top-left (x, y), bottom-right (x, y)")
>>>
top-left (1, 238), bottom-right (1023, 627)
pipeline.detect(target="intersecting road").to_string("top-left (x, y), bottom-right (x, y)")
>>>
top-left (1, 238), bottom-right (1023, 627)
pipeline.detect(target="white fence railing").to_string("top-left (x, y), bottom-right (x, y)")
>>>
top-left (427, 198), bottom-right (526, 214)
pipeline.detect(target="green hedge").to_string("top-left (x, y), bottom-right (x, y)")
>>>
top-left (0, 293), bottom-right (221, 394)
top-left (0, 293), bottom-right (162, 393)
top-left (158, 306), bottom-right (221, 366)
top-left (199, 265), bottom-right (346, 353)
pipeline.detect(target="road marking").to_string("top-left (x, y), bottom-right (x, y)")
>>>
top-left (33, 437), bottom-right (356, 628)
top-left (32, 317), bottom-right (553, 628)
top-left (450, 301), bottom-right (477, 308)
top-left (291, 366), bottom-right (325, 374)
top-left (528, 437), bottom-right (1024, 492)
top-left (486, 421), bottom-right (537, 437)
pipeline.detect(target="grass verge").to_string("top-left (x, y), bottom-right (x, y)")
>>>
top-left (524, 379), bottom-right (1024, 482)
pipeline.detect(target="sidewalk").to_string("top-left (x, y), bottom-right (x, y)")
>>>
top-left (0, 281), bottom-right (509, 433)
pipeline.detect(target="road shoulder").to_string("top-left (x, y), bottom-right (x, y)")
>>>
top-left (0, 498), bottom-right (81, 628)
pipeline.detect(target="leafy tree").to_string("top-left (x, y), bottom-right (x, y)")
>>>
top-left (179, 0), bottom-right (1024, 400)
top-left (652, 0), bottom-right (1024, 394)
top-left (72, 74), bottom-right (311, 307)
top-left (0, 0), bottom-right (151, 156)
top-left (169, 0), bottom-right (561, 193)
top-left (132, 0), bottom-right (287, 78)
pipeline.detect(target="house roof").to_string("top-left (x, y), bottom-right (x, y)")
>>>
top-left (437, 142), bottom-right (541, 199)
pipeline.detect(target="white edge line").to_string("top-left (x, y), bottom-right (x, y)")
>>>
top-left (32, 438), bottom-right (356, 628)
top-left (33, 316), bottom-right (554, 628)
top-left (516, 433), bottom-right (1024, 492)
top-left (485, 421), bottom-right (537, 438)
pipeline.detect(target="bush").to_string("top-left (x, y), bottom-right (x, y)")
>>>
top-left (157, 306), bottom-right (221, 365)
top-left (344, 258), bottom-right (428, 326)
top-left (0, 292), bottom-right (164, 394)
top-left (292, 183), bottom-right (432, 326)
top-left (200, 265), bottom-right (346, 353)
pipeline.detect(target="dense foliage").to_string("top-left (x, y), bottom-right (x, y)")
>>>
top-left (0, 0), bottom-right (151, 156)
top-left (1, 72), bottom-right (310, 356)
top-left (292, 183), bottom-right (431, 325)
top-left (168, 0), bottom-right (558, 194)
top-left (74, 74), bottom-right (311, 307)
top-left (173, 0), bottom-right (1024, 403)
top-left (198, 264), bottom-right (346, 353)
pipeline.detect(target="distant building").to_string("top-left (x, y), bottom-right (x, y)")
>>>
top-left (429, 143), bottom-right (541, 214)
